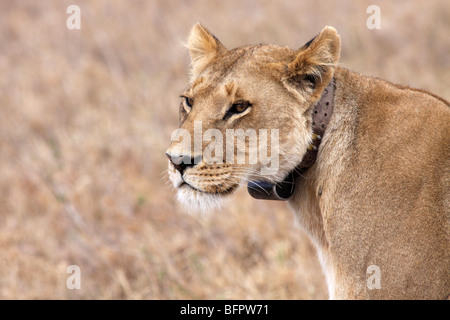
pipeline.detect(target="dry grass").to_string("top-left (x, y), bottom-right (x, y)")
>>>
top-left (0, 0), bottom-right (448, 299)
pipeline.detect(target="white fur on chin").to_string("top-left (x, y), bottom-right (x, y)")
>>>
top-left (176, 186), bottom-right (224, 215)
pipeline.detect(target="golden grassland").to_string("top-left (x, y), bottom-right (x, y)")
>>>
top-left (0, 0), bottom-right (448, 299)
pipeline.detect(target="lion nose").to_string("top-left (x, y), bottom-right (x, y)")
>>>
top-left (165, 153), bottom-right (201, 175)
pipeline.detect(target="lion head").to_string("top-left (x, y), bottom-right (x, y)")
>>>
top-left (166, 23), bottom-right (340, 211)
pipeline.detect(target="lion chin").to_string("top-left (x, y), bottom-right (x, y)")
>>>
top-left (176, 184), bottom-right (231, 214)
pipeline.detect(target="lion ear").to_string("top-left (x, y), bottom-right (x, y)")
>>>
top-left (287, 26), bottom-right (341, 95)
top-left (187, 22), bottom-right (227, 78)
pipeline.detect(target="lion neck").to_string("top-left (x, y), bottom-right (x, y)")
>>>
top-left (289, 67), bottom-right (359, 251)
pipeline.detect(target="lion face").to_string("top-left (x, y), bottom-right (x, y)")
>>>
top-left (166, 23), bottom-right (340, 211)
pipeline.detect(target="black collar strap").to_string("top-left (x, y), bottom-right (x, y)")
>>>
top-left (247, 79), bottom-right (336, 200)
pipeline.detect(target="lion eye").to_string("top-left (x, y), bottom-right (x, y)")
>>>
top-left (185, 97), bottom-right (193, 108)
top-left (180, 95), bottom-right (193, 111)
top-left (223, 101), bottom-right (252, 120)
top-left (230, 101), bottom-right (251, 114)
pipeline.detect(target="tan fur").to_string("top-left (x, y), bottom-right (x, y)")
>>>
top-left (167, 23), bottom-right (450, 299)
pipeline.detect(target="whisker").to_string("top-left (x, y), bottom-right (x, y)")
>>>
top-left (159, 169), bottom-right (169, 176)
top-left (219, 176), bottom-right (270, 193)
top-left (229, 168), bottom-right (286, 188)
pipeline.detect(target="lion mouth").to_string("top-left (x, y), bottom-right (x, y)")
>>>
top-left (176, 180), bottom-right (237, 213)
top-left (179, 180), bottom-right (237, 196)
top-left (179, 181), bottom-right (202, 192)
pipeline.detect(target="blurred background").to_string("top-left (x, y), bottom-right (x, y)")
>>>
top-left (0, 0), bottom-right (448, 299)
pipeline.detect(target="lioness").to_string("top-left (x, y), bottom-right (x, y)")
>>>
top-left (166, 23), bottom-right (449, 299)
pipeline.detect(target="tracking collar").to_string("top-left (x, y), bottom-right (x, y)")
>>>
top-left (247, 78), bottom-right (336, 200)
